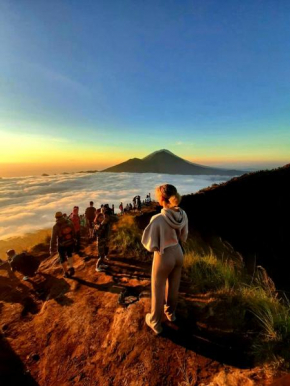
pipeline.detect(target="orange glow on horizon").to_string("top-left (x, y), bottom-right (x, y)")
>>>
top-left (187, 153), bottom-right (290, 166)
top-left (1, 153), bottom-right (288, 177)
top-left (0, 161), bottom-right (113, 177)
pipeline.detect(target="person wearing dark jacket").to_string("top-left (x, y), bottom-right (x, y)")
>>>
top-left (94, 208), bottom-right (111, 272)
top-left (50, 212), bottom-right (75, 278)
top-left (85, 201), bottom-right (97, 240)
top-left (137, 195), bottom-right (142, 212)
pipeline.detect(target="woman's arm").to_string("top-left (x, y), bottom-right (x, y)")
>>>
top-left (141, 219), bottom-right (160, 252)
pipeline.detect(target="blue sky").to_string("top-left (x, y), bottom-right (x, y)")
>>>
top-left (0, 0), bottom-right (289, 175)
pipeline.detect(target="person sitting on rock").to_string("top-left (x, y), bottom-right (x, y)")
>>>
top-left (94, 208), bottom-right (111, 272)
top-left (6, 249), bottom-right (40, 281)
top-left (141, 184), bottom-right (188, 334)
top-left (50, 212), bottom-right (75, 278)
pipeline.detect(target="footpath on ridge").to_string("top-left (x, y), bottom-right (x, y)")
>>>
top-left (0, 210), bottom-right (287, 386)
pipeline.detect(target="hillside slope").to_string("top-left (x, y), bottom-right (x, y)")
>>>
top-left (181, 164), bottom-right (290, 290)
top-left (0, 232), bottom-right (281, 386)
top-left (102, 150), bottom-right (245, 176)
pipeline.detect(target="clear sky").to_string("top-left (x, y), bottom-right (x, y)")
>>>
top-left (0, 0), bottom-right (289, 176)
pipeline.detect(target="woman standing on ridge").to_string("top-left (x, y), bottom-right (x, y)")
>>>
top-left (141, 184), bottom-right (188, 334)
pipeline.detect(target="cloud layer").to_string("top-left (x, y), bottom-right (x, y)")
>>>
top-left (0, 172), bottom-right (232, 239)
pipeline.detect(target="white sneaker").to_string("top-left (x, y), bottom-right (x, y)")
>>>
top-left (95, 267), bottom-right (105, 272)
top-left (145, 313), bottom-right (163, 335)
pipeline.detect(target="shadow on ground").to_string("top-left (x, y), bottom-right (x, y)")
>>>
top-left (0, 333), bottom-right (39, 386)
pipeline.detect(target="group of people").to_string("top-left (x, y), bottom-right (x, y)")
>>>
top-left (50, 201), bottom-right (115, 277)
top-left (119, 193), bottom-right (151, 215)
top-left (49, 185), bottom-right (188, 335)
top-left (3, 185), bottom-right (188, 336)
top-left (50, 193), bottom-right (153, 278)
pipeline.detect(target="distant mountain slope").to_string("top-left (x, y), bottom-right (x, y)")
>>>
top-left (102, 149), bottom-right (245, 176)
top-left (181, 163), bottom-right (290, 290)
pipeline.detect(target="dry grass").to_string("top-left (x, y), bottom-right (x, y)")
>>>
top-left (176, 353), bottom-right (197, 386)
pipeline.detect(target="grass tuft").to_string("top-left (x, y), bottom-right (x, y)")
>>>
top-left (183, 240), bottom-right (290, 367)
top-left (246, 291), bottom-right (290, 364)
top-left (183, 250), bottom-right (241, 292)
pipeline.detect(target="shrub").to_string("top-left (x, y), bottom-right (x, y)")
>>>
top-left (109, 215), bottom-right (149, 260)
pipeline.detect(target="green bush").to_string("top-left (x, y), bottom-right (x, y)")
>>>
top-left (109, 216), bottom-right (149, 259)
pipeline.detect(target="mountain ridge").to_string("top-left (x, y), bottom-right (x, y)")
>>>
top-left (102, 149), bottom-right (245, 176)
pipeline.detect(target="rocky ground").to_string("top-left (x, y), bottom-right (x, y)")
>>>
top-left (0, 236), bottom-right (288, 386)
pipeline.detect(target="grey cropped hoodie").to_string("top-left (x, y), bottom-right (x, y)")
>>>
top-left (141, 207), bottom-right (188, 254)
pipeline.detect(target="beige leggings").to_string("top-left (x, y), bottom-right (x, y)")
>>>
top-left (150, 243), bottom-right (184, 329)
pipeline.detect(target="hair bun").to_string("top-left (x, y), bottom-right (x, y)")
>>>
top-left (155, 184), bottom-right (181, 207)
top-left (169, 193), bottom-right (181, 207)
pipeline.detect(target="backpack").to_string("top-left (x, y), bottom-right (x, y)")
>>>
top-left (59, 221), bottom-right (74, 246)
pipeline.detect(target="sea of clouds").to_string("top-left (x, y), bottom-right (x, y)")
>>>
top-left (0, 172), bottom-right (232, 240)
